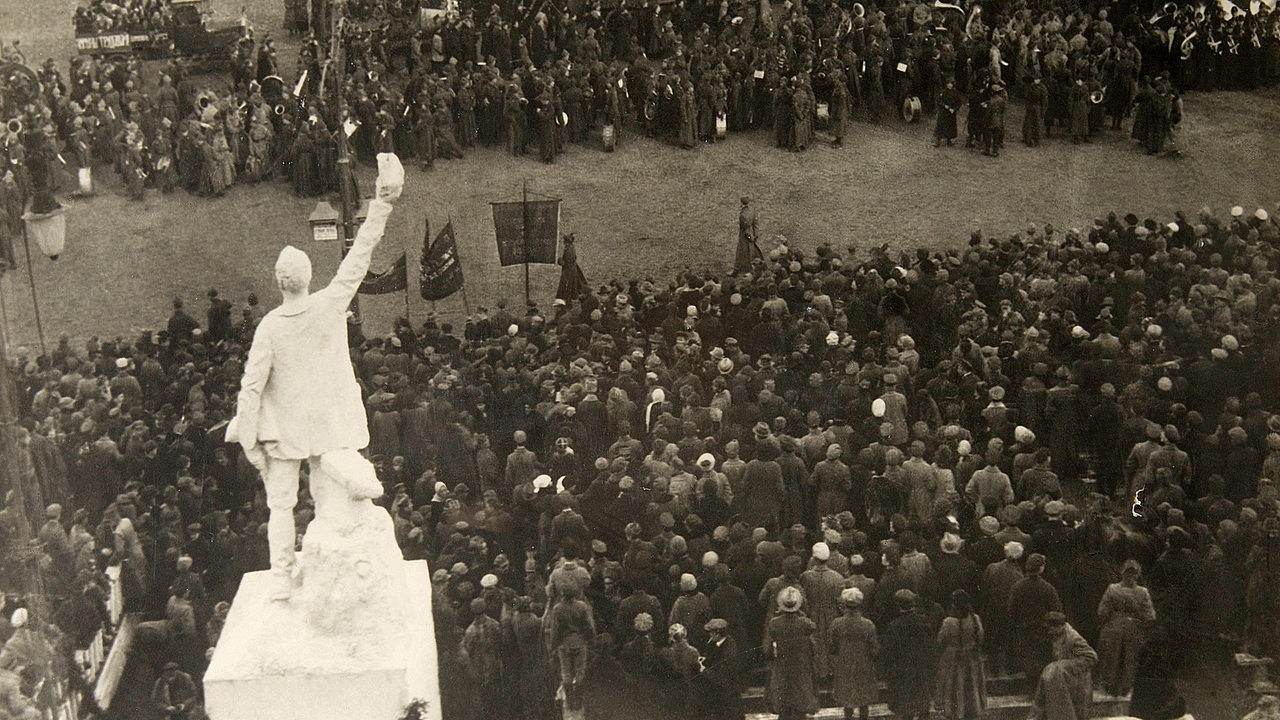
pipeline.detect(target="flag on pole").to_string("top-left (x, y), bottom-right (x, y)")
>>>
top-left (491, 199), bottom-right (560, 266)
top-left (420, 220), bottom-right (464, 301)
top-left (358, 252), bottom-right (408, 295)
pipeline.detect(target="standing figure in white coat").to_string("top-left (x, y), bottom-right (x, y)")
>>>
top-left (228, 152), bottom-right (405, 600)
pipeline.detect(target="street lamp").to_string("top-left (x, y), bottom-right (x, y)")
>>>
top-left (308, 198), bottom-right (369, 243)
top-left (308, 199), bottom-right (339, 242)
top-left (24, 206), bottom-right (66, 260)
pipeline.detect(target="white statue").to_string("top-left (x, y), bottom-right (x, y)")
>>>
top-left (228, 152), bottom-right (404, 601)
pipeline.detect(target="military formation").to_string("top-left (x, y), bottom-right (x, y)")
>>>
top-left (0, 0), bottom-right (1278, 221)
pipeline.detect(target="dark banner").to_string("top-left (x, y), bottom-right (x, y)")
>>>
top-left (359, 252), bottom-right (408, 295)
top-left (491, 199), bottom-right (559, 266)
top-left (420, 221), bottom-right (464, 301)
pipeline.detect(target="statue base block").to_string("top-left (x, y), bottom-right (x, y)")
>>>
top-left (204, 560), bottom-right (440, 720)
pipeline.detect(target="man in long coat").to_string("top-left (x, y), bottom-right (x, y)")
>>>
top-left (735, 197), bottom-right (762, 272)
top-left (461, 598), bottom-right (505, 716)
top-left (700, 618), bottom-right (744, 720)
top-left (829, 587), bottom-right (879, 719)
top-left (799, 542), bottom-right (844, 678)
top-left (980, 541), bottom-right (1025, 674)
top-left (765, 586), bottom-right (818, 720)
top-left (879, 589), bottom-right (937, 720)
top-left (740, 444), bottom-right (785, 529)
top-left (1031, 612), bottom-right (1098, 720)
top-left (1010, 554), bottom-right (1062, 681)
top-left (830, 71), bottom-right (851, 146)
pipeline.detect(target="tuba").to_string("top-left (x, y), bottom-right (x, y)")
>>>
top-left (1149, 2), bottom-right (1178, 24)
top-left (1181, 31), bottom-right (1197, 59)
top-left (274, 103), bottom-right (286, 115)
top-left (5, 118), bottom-right (21, 135)
top-left (195, 90), bottom-right (217, 114)
top-left (852, 2), bottom-right (865, 17)
top-left (964, 4), bottom-right (982, 38)
top-left (1089, 88), bottom-right (1104, 104)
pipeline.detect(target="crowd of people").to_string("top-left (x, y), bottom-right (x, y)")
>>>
top-left (1, 193), bottom-right (1279, 720)
top-left (72, 0), bottom-right (176, 37)
top-left (1, 0), bottom-right (1279, 216)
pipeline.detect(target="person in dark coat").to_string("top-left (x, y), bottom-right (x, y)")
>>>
top-left (932, 532), bottom-right (979, 604)
top-left (1023, 76), bottom-right (1047, 146)
top-left (556, 234), bottom-right (588, 302)
top-left (934, 79), bottom-right (960, 147)
top-left (982, 83), bottom-right (1006, 157)
top-left (879, 589), bottom-right (938, 720)
top-left (509, 596), bottom-right (556, 720)
top-left (700, 618), bottom-right (744, 720)
top-left (1061, 536), bottom-right (1117, 649)
top-left (735, 197), bottom-right (762, 272)
top-left (1030, 612), bottom-right (1098, 720)
top-left (829, 72), bottom-right (851, 147)
top-left (765, 586), bottom-right (818, 720)
top-left (536, 92), bottom-right (557, 163)
top-left (1009, 553), bottom-right (1062, 682)
top-left (740, 443), bottom-right (785, 530)
top-left (1068, 78), bottom-right (1090, 143)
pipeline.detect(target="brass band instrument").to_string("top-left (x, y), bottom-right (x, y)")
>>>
top-left (1181, 31), bottom-right (1197, 59)
top-left (964, 5), bottom-right (982, 38)
top-left (5, 118), bottom-right (20, 135)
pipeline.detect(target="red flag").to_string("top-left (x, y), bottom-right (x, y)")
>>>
top-left (420, 220), bottom-right (464, 301)
top-left (358, 252), bottom-right (408, 295)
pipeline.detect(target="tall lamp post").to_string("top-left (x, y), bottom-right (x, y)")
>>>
top-left (1, 60), bottom-right (64, 620)
top-left (327, 0), bottom-right (360, 321)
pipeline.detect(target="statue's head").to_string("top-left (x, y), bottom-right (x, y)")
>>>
top-left (275, 245), bottom-right (312, 295)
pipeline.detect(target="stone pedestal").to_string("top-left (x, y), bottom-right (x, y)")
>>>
top-left (204, 560), bottom-right (440, 720)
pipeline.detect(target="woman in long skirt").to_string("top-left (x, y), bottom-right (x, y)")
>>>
top-left (936, 590), bottom-right (987, 720)
top-left (556, 234), bottom-right (588, 302)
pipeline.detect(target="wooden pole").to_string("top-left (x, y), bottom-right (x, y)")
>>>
top-left (331, 0), bottom-right (358, 322)
top-left (451, 215), bottom-right (472, 318)
top-left (0, 266), bottom-right (44, 612)
top-left (522, 179), bottom-right (530, 308)
top-left (19, 222), bottom-right (46, 358)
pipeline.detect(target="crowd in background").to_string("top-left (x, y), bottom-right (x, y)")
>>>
top-left (0, 197), bottom-right (1279, 719)
top-left (73, 0), bottom-right (177, 37)
top-left (1, 0), bottom-right (1280, 220)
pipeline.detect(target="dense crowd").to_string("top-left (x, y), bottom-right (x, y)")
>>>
top-left (1, 0), bottom-right (1279, 218)
top-left (1, 195), bottom-right (1279, 719)
top-left (72, 0), bottom-right (176, 37)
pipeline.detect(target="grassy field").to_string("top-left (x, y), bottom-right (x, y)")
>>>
top-left (2, 0), bottom-right (1279, 352)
